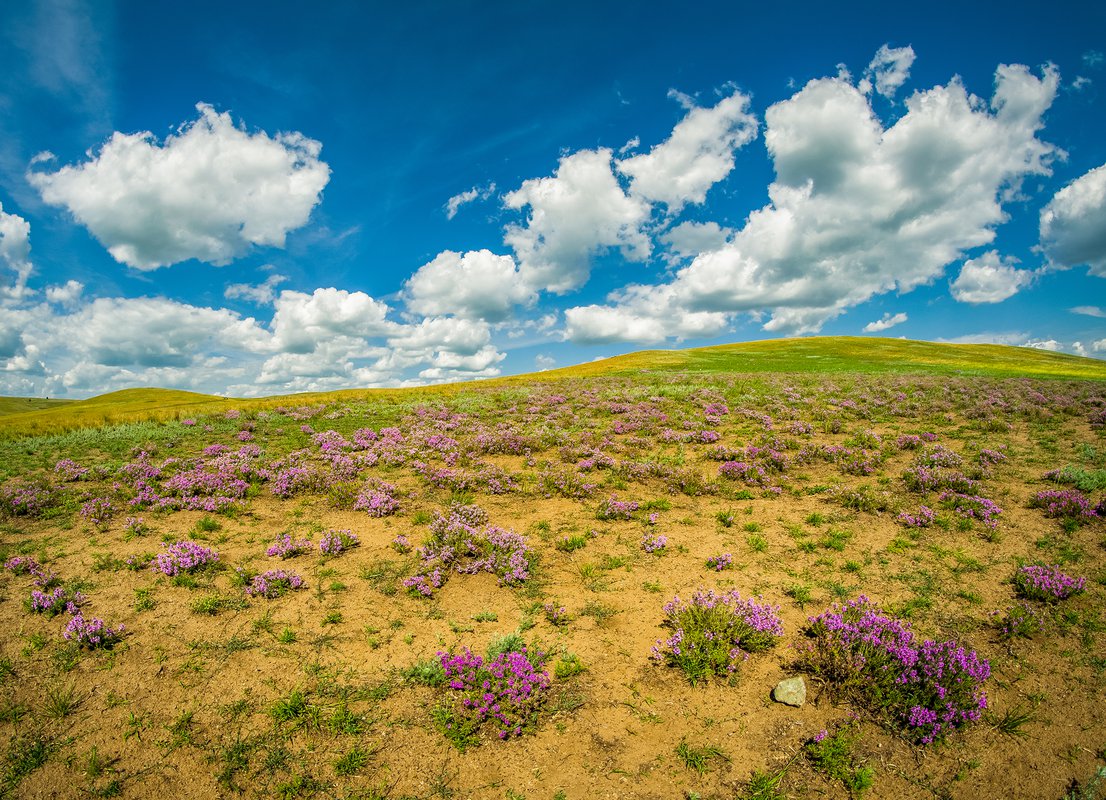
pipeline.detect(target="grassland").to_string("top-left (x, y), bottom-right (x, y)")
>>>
top-left (0, 338), bottom-right (1104, 800)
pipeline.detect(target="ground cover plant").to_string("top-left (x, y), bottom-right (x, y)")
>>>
top-left (0, 339), bottom-right (1104, 799)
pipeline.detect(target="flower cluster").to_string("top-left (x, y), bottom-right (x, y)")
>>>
top-left (30, 585), bottom-right (86, 616)
top-left (319, 529), bottom-right (359, 555)
top-left (151, 541), bottom-right (219, 576)
top-left (991, 602), bottom-right (1044, 640)
top-left (896, 506), bottom-right (935, 528)
top-left (798, 596), bottom-right (989, 744)
top-left (245, 569), bottom-right (305, 598)
top-left (266, 533), bottom-right (313, 559)
top-left (54, 459), bottom-right (90, 481)
top-left (706, 553), bottom-right (733, 571)
top-left (64, 615), bottom-right (125, 648)
top-left (938, 491), bottom-right (1002, 528)
top-left (354, 481), bottom-right (400, 517)
top-left (435, 646), bottom-right (550, 745)
top-left (652, 588), bottom-right (784, 684)
top-left (543, 602), bottom-right (569, 626)
top-left (403, 568), bottom-right (443, 596)
top-left (80, 497), bottom-right (115, 527)
top-left (641, 533), bottom-right (667, 553)
top-left (391, 534), bottom-right (411, 553)
top-left (1013, 564), bottom-right (1085, 603)
top-left (595, 495), bottom-right (639, 520)
top-left (1029, 489), bottom-right (1098, 521)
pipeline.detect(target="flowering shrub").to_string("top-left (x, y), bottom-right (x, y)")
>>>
top-left (79, 497), bottom-right (115, 527)
top-left (991, 602), bottom-right (1044, 640)
top-left (902, 465), bottom-right (978, 494)
top-left (54, 459), bottom-right (89, 481)
top-left (64, 615), bottom-right (124, 648)
top-left (652, 589), bottom-right (784, 684)
top-left (405, 504), bottom-right (533, 595)
top-left (596, 495), bottom-right (639, 520)
top-left (1029, 489), bottom-right (1098, 521)
top-left (266, 533), bottom-right (313, 559)
top-left (1, 481), bottom-right (57, 517)
top-left (896, 506), bottom-right (935, 528)
top-left (938, 491), bottom-right (1002, 528)
top-left (1013, 564), bottom-right (1085, 602)
top-left (30, 586), bottom-right (85, 616)
top-left (706, 553), bottom-right (733, 571)
top-left (245, 569), bottom-right (305, 598)
top-left (319, 529), bottom-right (359, 555)
top-left (151, 541), bottom-right (219, 576)
top-left (354, 481), bottom-right (400, 517)
top-left (797, 596), bottom-right (989, 744)
top-left (433, 645), bottom-right (550, 748)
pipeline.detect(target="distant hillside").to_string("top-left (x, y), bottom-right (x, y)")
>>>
top-left (0, 337), bottom-right (1103, 439)
top-left (0, 397), bottom-right (73, 417)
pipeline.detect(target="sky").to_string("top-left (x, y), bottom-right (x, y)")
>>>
top-left (1, 0), bottom-right (1105, 399)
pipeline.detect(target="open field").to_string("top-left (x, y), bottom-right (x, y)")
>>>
top-left (1, 339), bottom-right (1105, 799)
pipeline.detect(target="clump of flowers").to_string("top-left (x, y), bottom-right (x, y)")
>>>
top-left (796, 596), bottom-right (989, 745)
top-left (652, 588), bottom-right (784, 685)
top-left (4, 556), bottom-right (40, 575)
top-left (151, 541), bottom-right (219, 576)
top-left (1029, 489), bottom-right (1098, 522)
top-left (123, 516), bottom-right (149, 538)
top-left (266, 533), bottom-right (313, 559)
top-left (54, 459), bottom-right (89, 481)
top-left (434, 645), bottom-right (550, 748)
top-left (79, 497), bottom-right (115, 527)
top-left (391, 534), bottom-right (412, 554)
top-left (405, 504), bottom-right (534, 595)
top-left (991, 602), bottom-right (1044, 640)
top-left (30, 585), bottom-right (85, 616)
top-left (938, 492), bottom-right (1002, 528)
top-left (896, 506), bottom-right (935, 528)
top-left (352, 480), bottom-right (400, 517)
top-left (245, 569), bottom-right (305, 598)
top-left (543, 602), bottom-right (569, 626)
top-left (319, 529), bottom-right (359, 555)
top-left (596, 495), bottom-right (639, 520)
top-left (706, 553), bottom-right (733, 571)
top-left (1013, 564), bottom-right (1085, 603)
top-left (642, 532), bottom-right (667, 553)
top-left (64, 615), bottom-right (124, 648)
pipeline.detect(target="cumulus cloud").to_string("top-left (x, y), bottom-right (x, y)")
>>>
top-left (949, 250), bottom-right (1036, 303)
top-left (445, 182), bottom-right (496, 219)
top-left (567, 61), bottom-right (1060, 339)
top-left (225, 273), bottom-right (289, 305)
top-left (616, 89), bottom-right (758, 211)
top-left (403, 249), bottom-right (533, 321)
top-left (863, 311), bottom-right (908, 332)
top-left (1039, 162), bottom-right (1106, 276)
top-left (564, 283), bottom-right (730, 344)
top-left (503, 148), bottom-right (652, 294)
top-left (269, 288), bottom-right (394, 354)
top-left (28, 103), bottom-right (330, 269)
top-left (860, 44), bottom-right (916, 98)
top-left (1023, 338), bottom-right (1062, 352)
top-left (660, 220), bottom-right (732, 260)
top-left (0, 202), bottom-right (33, 300)
top-left (45, 279), bottom-right (84, 308)
top-left (1094, 339), bottom-right (1106, 353)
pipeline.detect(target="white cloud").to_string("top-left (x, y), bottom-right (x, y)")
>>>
top-left (45, 279), bottom-right (84, 308)
top-left (1093, 339), bottom-right (1106, 353)
top-left (503, 148), bottom-right (652, 294)
top-left (863, 311), bottom-right (908, 332)
top-left (1040, 162), bottom-right (1106, 276)
top-left (225, 273), bottom-right (288, 305)
top-left (403, 249), bottom-right (533, 322)
top-left (535, 354), bottom-right (555, 371)
top-left (28, 103), bottom-right (330, 269)
top-left (616, 89), bottom-right (758, 211)
top-left (1023, 338), bottom-right (1062, 352)
top-left (1071, 305), bottom-right (1106, 318)
top-left (386, 316), bottom-right (491, 357)
top-left (0, 202), bottom-right (33, 300)
top-left (568, 61), bottom-right (1060, 339)
top-left (860, 44), bottom-right (916, 98)
top-left (660, 220), bottom-right (732, 260)
top-left (269, 287), bottom-right (394, 354)
top-left (1073, 341), bottom-right (1087, 356)
top-left (445, 182), bottom-right (495, 219)
top-left (950, 250), bottom-right (1035, 303)
top-left (564, 285), bottom-right (730, 344)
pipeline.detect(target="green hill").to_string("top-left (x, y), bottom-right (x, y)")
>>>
top-left (0, 337), bottom-right (1102, 439)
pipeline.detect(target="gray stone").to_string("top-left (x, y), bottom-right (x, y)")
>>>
top-left (772, 676), bottom-right (806, 707)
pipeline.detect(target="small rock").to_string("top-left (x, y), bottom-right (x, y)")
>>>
top-left (772, 676), bottom-right (806, 707)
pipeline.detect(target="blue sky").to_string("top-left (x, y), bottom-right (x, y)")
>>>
top-left (1, 0), bottom-right (1104, 398)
